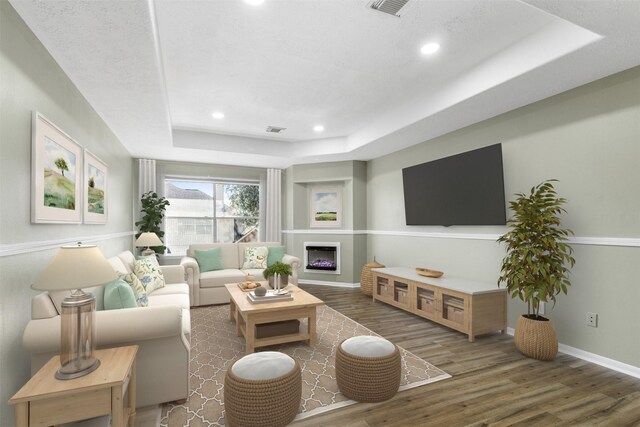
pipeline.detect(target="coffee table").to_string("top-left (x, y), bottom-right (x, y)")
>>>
top-left (225, 283), bottom-right (324, 354)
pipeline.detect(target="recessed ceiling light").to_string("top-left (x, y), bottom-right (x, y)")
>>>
top-left (313, 125), bottom-right (324, 132)
top-left (244, 0), bottom-right (264, 5)
top-left (212, 112), bottom-right (225, 119)
top-left (420, 42), bottom-right (440, 55)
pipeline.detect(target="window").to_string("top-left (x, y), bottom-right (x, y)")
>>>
top-left (164, 179), bottom-right (260, 256)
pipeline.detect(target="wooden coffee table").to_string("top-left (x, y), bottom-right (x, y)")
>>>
top-left (225, 283), bottom-right (324, 354)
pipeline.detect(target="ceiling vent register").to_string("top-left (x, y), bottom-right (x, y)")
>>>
top-left (369, 0), bottom-right (410, 17)
top-left (266, 126), bottom-right (286, 133)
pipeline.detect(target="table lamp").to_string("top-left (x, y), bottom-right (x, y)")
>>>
top-left (32, 243), bottom-right (117, 380)
top-left (135, 232), bottom-right (163, 256)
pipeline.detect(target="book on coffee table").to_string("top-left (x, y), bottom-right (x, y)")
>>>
top-left (247, 290), bottom-right (293, 304)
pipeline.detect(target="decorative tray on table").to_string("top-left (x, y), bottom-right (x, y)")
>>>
top-left (237, 282), bottom-right (263, 292)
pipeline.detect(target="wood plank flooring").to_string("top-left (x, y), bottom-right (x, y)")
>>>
top-left (294, 285), bottom-right (640, 427)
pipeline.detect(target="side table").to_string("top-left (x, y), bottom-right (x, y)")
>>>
top-left (9, 345), bottom-right (138, 427)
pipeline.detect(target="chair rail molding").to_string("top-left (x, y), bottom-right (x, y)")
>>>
top-left (0, 231), bottom-right (136, 257)
top-left (282, 229), bottom-right (640, 247)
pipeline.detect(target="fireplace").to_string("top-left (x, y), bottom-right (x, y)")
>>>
top-left (304, 242), bottom-right (340, 274)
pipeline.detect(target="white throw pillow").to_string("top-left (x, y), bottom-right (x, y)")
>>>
top-left (133, 257), bottom-right (165, 294)
top-left (241, 246), bottom-right (268, 269)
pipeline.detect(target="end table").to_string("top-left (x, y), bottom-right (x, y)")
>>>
top-left (9, 345), bottom-right (138, 427)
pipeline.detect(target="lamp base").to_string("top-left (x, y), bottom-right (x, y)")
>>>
top-left (58, 289), bottom-right (100, 380)
top-left (141, 247), bottom-right (156, 256)
top-left (56, 359), bottom-right (100, 380)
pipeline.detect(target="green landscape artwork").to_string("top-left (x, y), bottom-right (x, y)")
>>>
top-left (43, 137), bottom-right (76, 210)
top-left (87, 164), bottom-right (105, 214)
top-left (314, 191), bottom-right (338, 221)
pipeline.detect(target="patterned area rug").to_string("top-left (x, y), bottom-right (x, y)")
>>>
top-left (160, 304), bottom-right (450, 426)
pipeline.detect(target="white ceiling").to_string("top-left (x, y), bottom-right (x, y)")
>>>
top-left (9, 0), bottom-right (640, 168)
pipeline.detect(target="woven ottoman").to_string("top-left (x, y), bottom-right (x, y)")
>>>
top-left (336, 335), bottom-right (401, 402)
top-left (224, 351), bottom-right (301, 427)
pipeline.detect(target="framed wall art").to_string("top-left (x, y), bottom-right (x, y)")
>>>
top-left (310, 186), bottom-right (342, 228)
top-left (83, 149), bottom-right (108, 224)
top-left (31, 112), bottom-right (83, 224)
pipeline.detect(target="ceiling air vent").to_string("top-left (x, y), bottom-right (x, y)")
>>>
top-left (266, 126), bottom-right (286, 133)
top-left (369, 0), bottom-right (410, 17)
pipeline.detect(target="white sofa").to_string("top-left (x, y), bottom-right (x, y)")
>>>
top-left (180, 242), bottom-right (301, 306)
top-left (22, 250), bottom-right (191, 408)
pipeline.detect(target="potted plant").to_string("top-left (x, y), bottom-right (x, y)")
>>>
top-left (497, 179), bottom-right (575, 360)
top-left (135, 191), bottom-right (170, 254)
top-left (263, 261), bottom-right (293, 288)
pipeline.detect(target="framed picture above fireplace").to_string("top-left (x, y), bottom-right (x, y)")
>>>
top-left (310, 186), bottom-right (342, 228)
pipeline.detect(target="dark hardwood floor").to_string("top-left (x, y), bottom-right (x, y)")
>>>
top-left (294, 285), bottom-right (640, 427)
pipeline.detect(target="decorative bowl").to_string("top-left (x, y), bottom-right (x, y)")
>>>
top-left (415, 267), bottom-right (444, 278)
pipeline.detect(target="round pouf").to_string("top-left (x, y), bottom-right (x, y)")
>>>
top-left (336, 336), bottom-right (401, 402)
top-left (224, 351), bottom-right (301, 427)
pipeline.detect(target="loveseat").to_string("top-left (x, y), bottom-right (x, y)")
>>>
top-left (22, 250), bottom-right (191, 408)
top-left (180, 242), bottom-right (301, 306)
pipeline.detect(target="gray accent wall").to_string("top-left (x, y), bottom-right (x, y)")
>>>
top-left (1, 3), bottom-right (134, 424)
top-left (367, 66), bottom-right (640, 367)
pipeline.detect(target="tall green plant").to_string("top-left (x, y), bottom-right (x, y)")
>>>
top-left (135, 191), bottom-right (170, 253)
top-left (497, 180), bottom-right (575, 319)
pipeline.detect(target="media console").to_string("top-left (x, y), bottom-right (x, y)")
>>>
top-left (371, 267), bottom-right (507, 342)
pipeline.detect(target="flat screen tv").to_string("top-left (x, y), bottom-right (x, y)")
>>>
top-left (402, 144), bottom-right (506, 226)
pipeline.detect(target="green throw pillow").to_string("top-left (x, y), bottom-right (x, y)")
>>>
top-left (194, 247), bottom-right (224, 272)
top-left (267, 246), bottom-right (286, 267)
top-left (103, 279), bottom-right (138, 310)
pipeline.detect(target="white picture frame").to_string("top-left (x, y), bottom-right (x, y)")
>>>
top-left (310, 186), bottom-right (342, 228)
top-left (31, 112), bottom-right (83, 224)
top-left (83, 149), bottom-right (108, 224)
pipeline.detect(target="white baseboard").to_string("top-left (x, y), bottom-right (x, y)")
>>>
top-left (506, 327), bottom-right (640, 379)
top-left (298, 279), bottom-right (360, 289)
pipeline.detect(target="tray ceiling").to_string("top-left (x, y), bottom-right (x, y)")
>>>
top-left (9, 0), bottom-right (640, 168)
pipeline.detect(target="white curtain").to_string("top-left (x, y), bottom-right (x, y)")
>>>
top-left (265, 168), bottom-right (282, 243)
top-left (138, 158), bottom-right (156, 195)
top-left (137, 159), bottom-right (157, 241)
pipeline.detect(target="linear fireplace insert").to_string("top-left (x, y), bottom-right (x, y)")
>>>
top-left (304, 242), bottom-right (340, 274)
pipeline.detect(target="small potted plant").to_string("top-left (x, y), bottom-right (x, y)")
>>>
top-left (263, 261), bottom-right (293, 288)
top-left (497, 179), bottom-right (575, 360)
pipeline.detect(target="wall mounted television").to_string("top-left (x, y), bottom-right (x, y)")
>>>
top-left (402, 144), bottom-right (507, 226)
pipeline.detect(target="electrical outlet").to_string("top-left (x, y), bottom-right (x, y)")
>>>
top-left (586, 312), bottom-right (598, 327)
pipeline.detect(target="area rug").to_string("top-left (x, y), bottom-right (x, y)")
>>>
top-left (160, 304), bottom-right (450, 426)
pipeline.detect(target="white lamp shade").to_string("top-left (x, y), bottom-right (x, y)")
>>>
top-left (135, 232), bottom-right (163, 247)
top-left (32, 244), bottom-right (118, 291)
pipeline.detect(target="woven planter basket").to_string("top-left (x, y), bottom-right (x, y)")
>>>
top-left (335, 339), bottom-right (401, 402)
top-left (224, 360), bottom-right (302, 427)
top-left (360, 257), bottom-right (385, 296)
top-left (514, 315), bottom-right (558, 361)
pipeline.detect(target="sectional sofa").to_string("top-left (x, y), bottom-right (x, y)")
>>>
top-left (22, 250), bottom-right (191, 407)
